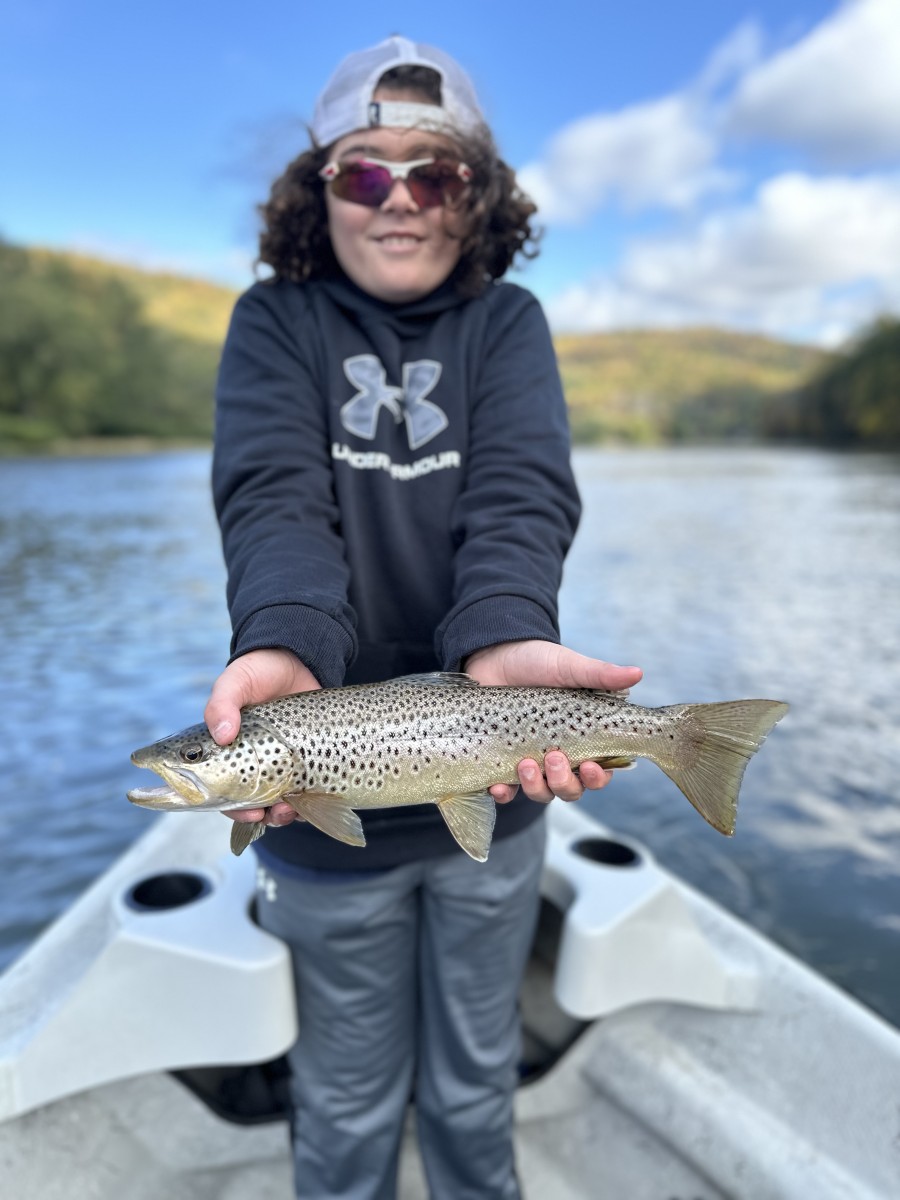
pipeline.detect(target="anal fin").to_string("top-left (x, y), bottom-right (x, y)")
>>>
top-left (437, 791), bottom-right (496, 862)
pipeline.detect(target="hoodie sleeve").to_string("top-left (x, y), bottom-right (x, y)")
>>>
top-left (212, 283), bottom-right (357, 688)
top-left (435, 288), bottom-right (581, 670)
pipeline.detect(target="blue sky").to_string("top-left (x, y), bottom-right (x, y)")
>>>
top-left (3, 0), bottom-right (899, 345)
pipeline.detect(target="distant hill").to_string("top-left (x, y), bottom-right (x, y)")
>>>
top-left (769, 316), bottom-right (900, 445)
top-left (555, 328), bottom-right (826, 443)
top-left (25, 247), bottom-right (238, 344)
top-left (2, 242), bottom-right (876, 451)
top-left (0, 244), bottom-right (233, 448)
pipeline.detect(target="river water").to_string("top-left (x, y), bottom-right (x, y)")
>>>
top-left (1, 446), bottom-right (899, 1027)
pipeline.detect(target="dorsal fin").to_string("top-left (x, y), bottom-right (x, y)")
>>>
top-left (392, 672), bottom-right (481, 688)
top-left (588, 687), bottom-right (631, 701)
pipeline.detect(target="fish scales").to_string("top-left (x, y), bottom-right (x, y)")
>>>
top-left (128, 672), bottom-right (789, 861)
top-left (265, 681), bottom-right (677, 805)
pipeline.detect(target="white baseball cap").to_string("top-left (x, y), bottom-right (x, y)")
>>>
top-left (311, 36), bottom-right (486, 147)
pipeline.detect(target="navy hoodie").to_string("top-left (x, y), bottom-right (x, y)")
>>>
top-left (212, 273), bottom-right (581, 869)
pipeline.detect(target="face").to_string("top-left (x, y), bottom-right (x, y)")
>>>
top-left (324, 95), bottom-right (467, 304)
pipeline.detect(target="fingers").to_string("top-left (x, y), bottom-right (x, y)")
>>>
top-left (489, 783), bottom-right (519, 804)
top-left (223, 801), bottom-right (300, 827)
top-left (516, 752), bottom-right (614, 805)
top-left (576, 760), bottom-right (615, 791)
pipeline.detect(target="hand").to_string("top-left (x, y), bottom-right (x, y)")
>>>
top-left (204, 648), bottom-right (320, 829)
top-left (464, 640), bottom-right (643, 807)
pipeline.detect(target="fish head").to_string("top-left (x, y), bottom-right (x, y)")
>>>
top-left (127, 716), bottom-right (294, 811)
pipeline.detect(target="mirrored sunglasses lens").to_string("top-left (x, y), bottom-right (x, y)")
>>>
top-left (408, 163), bottom-right (467, 208)
top-left (332, 164), bottom-right (392, 207)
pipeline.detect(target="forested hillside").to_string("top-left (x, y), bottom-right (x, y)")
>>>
top-left (0, 243), bottom-right (230, 447)
top-left (1, 242), bottom-right (896, 451)
top-left (556, 328), bottom-right (825, 443)
top-left (766, 317), bottom-right (900, 445)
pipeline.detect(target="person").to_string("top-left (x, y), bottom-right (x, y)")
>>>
top-left (204, 35), bottom-right (642, 1200)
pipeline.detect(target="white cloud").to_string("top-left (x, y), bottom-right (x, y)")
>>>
top-left (518, 94), bottom-right (732, 225)
top-left (545, 172), bottom-right (900, 345)
top-left (693, 19), bottom-right (764, 97)
top-left (727, 0), bottom-right (900, 166)
top-left (527, 2), bottom-right (900, 343)
top-left (516, 21), bottom-right (771, 227)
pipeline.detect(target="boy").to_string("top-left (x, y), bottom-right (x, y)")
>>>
top-left (205, 36), bottom-right (641, 1199)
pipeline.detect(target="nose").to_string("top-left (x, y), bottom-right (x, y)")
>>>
top-left (380, 178), bottom-right (419, 213)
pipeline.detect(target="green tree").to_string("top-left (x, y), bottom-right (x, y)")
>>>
top-left (0, 242), bottom-right (215, 447)
top-left (784, 317), bottom-right (900, 446)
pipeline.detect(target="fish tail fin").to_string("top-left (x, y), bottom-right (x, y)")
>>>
top-left (660, 700), bottom-right (789, 835)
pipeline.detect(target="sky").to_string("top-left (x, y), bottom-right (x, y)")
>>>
top-left (2, 0), bottom-right (899, 346)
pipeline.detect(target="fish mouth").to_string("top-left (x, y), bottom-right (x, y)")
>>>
top-left (127, 783), bottom-right (180, 809)
top-left (127, 766), bottom-right (211, 809)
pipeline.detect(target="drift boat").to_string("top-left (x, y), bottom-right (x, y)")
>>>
top-left (1, 803), bottom-right (898, 1199)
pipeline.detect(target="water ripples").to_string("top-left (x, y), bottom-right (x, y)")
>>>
top-left (1, 445), bottom-right (899, 1027)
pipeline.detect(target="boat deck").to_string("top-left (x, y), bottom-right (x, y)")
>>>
top-left (2, 808), bottom-right (899, 1199)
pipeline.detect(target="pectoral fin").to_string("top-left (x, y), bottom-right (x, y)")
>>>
top-left (437, 791), bottom-right (497, 863)
top-left (283, 792), bottom-right (367, 848)
top-left (230, 819), bottom-right (267, 857)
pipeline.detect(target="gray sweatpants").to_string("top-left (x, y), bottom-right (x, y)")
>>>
top-left (254, 817), bottom-right (546, 1200)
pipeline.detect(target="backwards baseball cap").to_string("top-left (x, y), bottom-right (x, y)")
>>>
top-left (311, 36), bottom-right (485, 148)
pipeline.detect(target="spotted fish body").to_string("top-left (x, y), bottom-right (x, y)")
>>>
top-left (128, 673), bottom-right (789, 860)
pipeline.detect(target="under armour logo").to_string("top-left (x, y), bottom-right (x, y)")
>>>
top-left (256, 865), bottom-right (277, 903)
top-left (340, 355), bottom-right (448, 450)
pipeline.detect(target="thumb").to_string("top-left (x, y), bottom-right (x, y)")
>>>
top-left (554, 648), bottom-right (643, 692)
top-left (204, 664), bottom-right (253, 746)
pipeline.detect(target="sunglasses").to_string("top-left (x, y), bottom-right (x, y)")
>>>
top-left (319, 156), bottom-right (473, 209)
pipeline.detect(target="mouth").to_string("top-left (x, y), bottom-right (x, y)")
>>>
top-left (127, 765), bottom-right (211, 808)
top-left (127, 783), bottom-right (178, 808)
top-left (374, 233), bottom-right (424, 248)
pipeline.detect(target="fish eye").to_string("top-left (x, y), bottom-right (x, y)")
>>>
top-left (180, 744), bottom-right (208, 764)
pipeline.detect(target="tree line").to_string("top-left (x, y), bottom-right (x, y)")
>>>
top-left (0, 242), bottom-right (216, 448)
top-left (765, 317), bottom-right (900, 446)
top-left (0, 240), bottom-right (897, 450)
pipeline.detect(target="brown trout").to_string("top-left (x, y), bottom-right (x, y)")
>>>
top-left (127, 673), bottom-right (788, 861)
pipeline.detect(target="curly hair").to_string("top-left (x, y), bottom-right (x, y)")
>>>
top-left (256, 68), bottom-right (541, 298)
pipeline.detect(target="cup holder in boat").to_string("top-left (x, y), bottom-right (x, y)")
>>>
top-left (123, 870), bottom-right (212, 912)
top-left (571, 837), bottom-right (641, 868)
